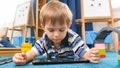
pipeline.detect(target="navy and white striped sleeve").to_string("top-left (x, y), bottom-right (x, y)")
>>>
top-left (31, 38), bottom-right (46, 55)
top-left (68, 29), bottom-right (89, 58)
top-left (72, 36), bottom-right (89, 58)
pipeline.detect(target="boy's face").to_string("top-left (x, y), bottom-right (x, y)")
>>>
top-left (43, 21), bottom-right (69, 45)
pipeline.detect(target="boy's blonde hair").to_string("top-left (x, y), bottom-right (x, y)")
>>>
top-left (40, 0), bottom-right (72, 26)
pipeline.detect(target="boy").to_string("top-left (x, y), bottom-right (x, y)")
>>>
top-left (13, 1), bottom-right (99, 65)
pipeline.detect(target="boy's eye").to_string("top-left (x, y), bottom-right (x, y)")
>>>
top-left (48, 29), bottom-right (54, 32)
top-left (59, 29), bottom-right (64, 32)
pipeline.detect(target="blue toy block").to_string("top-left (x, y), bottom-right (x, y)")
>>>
top-left (12, 36), bottom-right (24, 47)
top-left (118, 50), bottom-right (120, 54)
top-left (12, 36), bottom-right (36, 47)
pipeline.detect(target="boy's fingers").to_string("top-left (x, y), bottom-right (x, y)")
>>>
top-left (88, 48), bottom-right (100, 63)
top-left (91, 47), bottom-right (98, 51)
top-left (21, 53), bottom-right (27, 59)
top-left (14, 53), bottom-right (26, 60)
top-left (90, 48), bottom-right (99, 54)
top-left (13, 53), bottom-right (27, 65)
top-left (13, 57), bottom-right (26, 63)
top-left (90, 60), bottom-right (99, 63)
top-left (13, 58), bottom-right (26, 65)
top-left (90, 53), bottom-right (100, 57)
top-left (90, 57), bottom-right (99, 63)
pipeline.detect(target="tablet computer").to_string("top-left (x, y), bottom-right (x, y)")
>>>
top-left (32, 57), bottom-right (90, 65)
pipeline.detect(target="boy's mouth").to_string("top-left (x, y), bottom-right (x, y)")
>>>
top-left (52, 39), bottom-right (60, 42)
top-left (53, 39), bottom-right (59, 41)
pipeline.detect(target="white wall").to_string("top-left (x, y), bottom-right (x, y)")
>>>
top-left (0, 0), bottom-right (31, 37)
top-left (93, 0), bottom-right (120, 30)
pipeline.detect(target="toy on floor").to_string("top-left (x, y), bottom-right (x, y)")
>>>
top-left (21, 40), bottom-right (32, 52)
top-left (118, 34), bottom-right (120, 64)
top-left (93, 27), bottom-right (120, 64)
top-left (0, 58), bottom-right (12, 65)
top-left (94, 43), bottom-right (106, 58)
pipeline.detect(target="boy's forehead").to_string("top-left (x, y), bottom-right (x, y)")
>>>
top-left (45, 22), bottom-right (67, 28)
top-left (46, 20), bottom-right (67, 26)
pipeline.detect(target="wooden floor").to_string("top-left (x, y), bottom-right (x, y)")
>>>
top-left (0, 48), bottom-right (21, 56)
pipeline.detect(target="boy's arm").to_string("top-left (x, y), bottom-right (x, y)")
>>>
top-left (26, 49), bottom-right (37, 62)
top-left (13, 49), bottom-right (37, 65)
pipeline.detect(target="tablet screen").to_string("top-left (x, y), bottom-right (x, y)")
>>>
top-left (32, 57), bottom-right (90, 65)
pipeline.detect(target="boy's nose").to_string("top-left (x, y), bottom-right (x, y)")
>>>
top-left (54, 32), bottom-right (59, 37)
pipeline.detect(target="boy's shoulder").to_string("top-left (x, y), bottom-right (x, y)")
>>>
top-left (68, 29), bottom-right (79, 37)
top-left (36, 33), bottom-right (47, 44)
top-left (68, 29), bottom-right (82, 42)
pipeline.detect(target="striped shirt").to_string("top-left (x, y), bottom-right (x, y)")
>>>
top-left (32, 29), bottom-right (89, 59)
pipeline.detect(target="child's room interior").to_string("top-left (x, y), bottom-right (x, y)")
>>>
top-left (0, 0), bottom-right (120, 67)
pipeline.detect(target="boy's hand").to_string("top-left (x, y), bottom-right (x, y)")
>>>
top-left (13, 52), bottom-right (27, 65)
top-left (83, 47), bottom-right (100, 63)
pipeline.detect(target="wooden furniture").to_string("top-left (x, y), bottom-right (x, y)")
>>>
top-left (76, 0), bottom-right (120, 52)
top-left (35, 0), bottom-right (46, 40)
top-left (0, 48), bottom-right (21, 56)
top-left (9, 1), bottom-right (36, 43)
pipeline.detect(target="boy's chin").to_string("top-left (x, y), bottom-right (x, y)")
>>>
top-left (53, 40), bottom-right (61, 44)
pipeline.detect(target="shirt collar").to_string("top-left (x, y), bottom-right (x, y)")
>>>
top-left (45, 32), bottom-right (68, 48)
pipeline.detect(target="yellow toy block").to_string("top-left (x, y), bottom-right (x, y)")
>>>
top-left (21, 42), bottom-right (32, 52)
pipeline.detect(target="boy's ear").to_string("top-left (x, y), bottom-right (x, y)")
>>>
top-left (68, 24), bottom-right (71, 28)
top-left (41, 24), bottom-right (45, 31)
